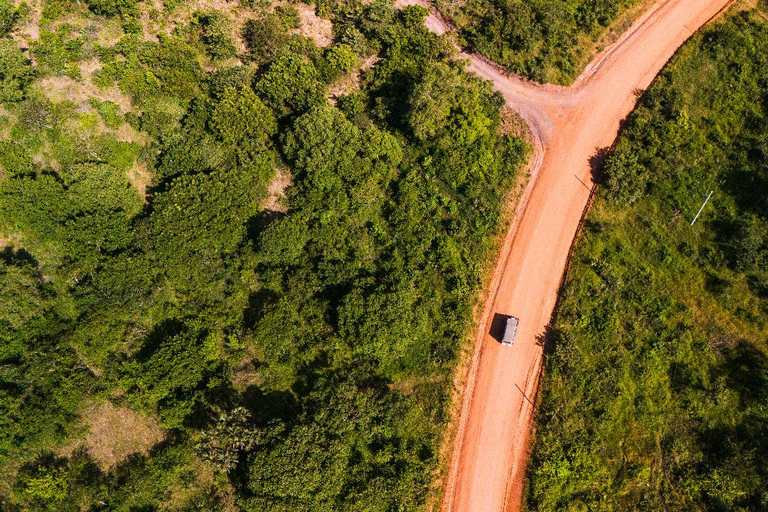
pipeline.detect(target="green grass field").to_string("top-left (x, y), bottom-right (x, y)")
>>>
top-left (526, 5), bottom-right (768, 510)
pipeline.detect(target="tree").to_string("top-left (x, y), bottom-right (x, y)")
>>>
top-left (86, 0), bottom-right (138, 17)
top-left (255, 54), bottom-right (325, 117)
top-left (120, 325), bottom-right (215, 429)
top-left (243, 14), bottom-right (289, 65)
top-left (209, 86), bottom-right (277, 159)
top-left (195, 407), bottom-right (258, 472)
top-left (194, 10), bottom-right (236, 60)
top-left (408, 63), bottom-right (496, 150)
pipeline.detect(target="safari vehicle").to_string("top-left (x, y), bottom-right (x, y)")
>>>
top-left (502, 316), bottom-right (519, 346)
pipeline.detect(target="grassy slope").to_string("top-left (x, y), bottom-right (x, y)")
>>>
top-left (526, 6), bottom-right (768, 510)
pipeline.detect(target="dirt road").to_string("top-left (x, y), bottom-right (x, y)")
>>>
top-left (395, 0), bottom-right (735, 510)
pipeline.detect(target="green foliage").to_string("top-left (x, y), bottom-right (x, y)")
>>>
top-left (103, 35), bottom-right (205, 106)
top-left (319, 43), bottom-right (357, 82)
top-left (242, 13), bottom-right (290, 65)
top-left (120, 324), bottom-right (216, 428)
top-left (527, 9), bottom-right (768, 510)
top-left (195, 407), bottom-right (257, 472)
top-left (89, 98), bottom-right (125, 129)
top-left (0, 39), bottom-right (34, 102)
top-left (439, 0), bottom-right (642, 84)
top-left (0, 162), bottom-right (142, 270)
top-left (275, 4), bottom-right (301, 30)
top-left (0, 2), bottom-right (529, 509)
top-left (254, 53), bottom-right (325, 116)
top-left (0, 140), bottom-right (34, 176)
top-left (86, 0), bottom-right (138, 17)
top-left (0, 0), bottom-right (19, 37)
top-left (193, 10), bottom-right (236, 60)
top-left (31, 27), bottom-right (87, 79)
top-left (208, 86), bottom-right (277, 157)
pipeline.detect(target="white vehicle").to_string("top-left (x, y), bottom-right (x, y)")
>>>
top-left (501, 316), bottom-right (519, 346)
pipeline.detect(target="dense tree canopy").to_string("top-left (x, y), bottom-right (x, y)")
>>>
top-left (0, 1), bottom-right (526, 509)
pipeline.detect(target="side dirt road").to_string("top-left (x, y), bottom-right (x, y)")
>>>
top-left (396, 0), bottom-right (736, 510)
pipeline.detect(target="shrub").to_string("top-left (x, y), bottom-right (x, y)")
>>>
top-left (254, 54), bottom-right (325, 116)
top-left (208, 86), bottom-right (277, 156)
top-left (242, 14), bottom-right (289, 64)
top-left (275, 4), bottom-right (301, 30)
top-left (194, 10), bottom-right (236, 60)
top-left (86, 0), bottom-right (138, 17)
top-left (0, 141), bottom-right (34, 177)
top-left (89, 98), bottom-right (125, 129)
top-left (31, 29), bottom-right (86, 79)
top-left (0, 0), bottom-right (19, 37)
top-left (0, 39), bottom-right (34, 102)
top-left (320, 43), bottom-right (356, 82)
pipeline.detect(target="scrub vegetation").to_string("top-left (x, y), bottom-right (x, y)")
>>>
top-left (436, 0), bottom-right (645, 84)
top-left (526, 6), bottom-right (768, 510)
top-left (0, 0), bottom-right (526, 509)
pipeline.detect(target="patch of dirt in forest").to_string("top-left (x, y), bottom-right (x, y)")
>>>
top-left (78, 56), bottom-right (103, 79)
top-left (81, 401), bottom-right (165, 471)
top-left (38, 75), bottom-right (134, 113)
top-left (13, 0), bottom-right (42, 45)
top-left (327, 55), bottom-right (379, 100)
top-left (264, 167), bottom-right (291, 213)
top-left (232, 358), bottom-right (263, 391)
top-left (127, 161), bottom-right (153, 199)
top-left (94, 18), bottom-right (126, 47)
top-left (114, 122), bottom-right (147, 144)
top-left (295, 4), bottom-right (333, 47)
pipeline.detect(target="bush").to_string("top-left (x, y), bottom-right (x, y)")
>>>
top-left (194, 10), bottom-right (236, 60)
top-left (31, 28), bottom-right (87, 79)
top-left (321, 43), bottom-right (356, 82)
top-left (0, 39), bottom-right (34, 102)
top-left (86, 0), bottom-right (138, 17)
top-left (275, 4), bottom-right (301, 30)
top-left (242, 14), bottom-right (289, 65)
top-left (89, 98), bottom-right (125, 129)
top-left (254, 54), bottom-right (325, 116)
top-left (208, 86), bottom-right (277, 156)
top-left (0, 0), bottom-right (19, 37)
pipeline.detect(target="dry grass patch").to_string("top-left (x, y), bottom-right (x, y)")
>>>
top-left (83, 401), bottom-right (165, 471)
top-left (328, 55), bottom-right (378, 102)
top-left (295, 3), bottom-right (333, 47)
top-left (37, 75), bottom-right (134, 113)
top-left (498, 104), bottom-right (533, 144)
top-left (127, 161), bottom-right (153, 199)
top-left (232, 358), bottom-right (263, 391)
top-left (264, 166), bottom-right (291, 212)
top-left (12, 0), bottom-right (42, 45)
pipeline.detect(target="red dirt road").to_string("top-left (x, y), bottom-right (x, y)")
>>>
top-left (395, 0), bottom-right (735, 510)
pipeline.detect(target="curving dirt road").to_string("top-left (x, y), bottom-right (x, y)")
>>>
top-left (396, 0), bottom-right (735, 510)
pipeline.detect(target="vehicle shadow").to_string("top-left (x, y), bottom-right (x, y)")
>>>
top-left (489, 313), bottom-right (510, 343)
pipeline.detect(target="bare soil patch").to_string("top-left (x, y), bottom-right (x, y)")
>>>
top-left (82, 401), bottom-right (165, 471)
top-left (37, 75), bottom-right (134, 113)
top-left (295, 4), bottom-right (333, 47)
top-left (127, 161), bottom-right (153, 199)
top-left (264, 167), bottom-right (291, 213)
